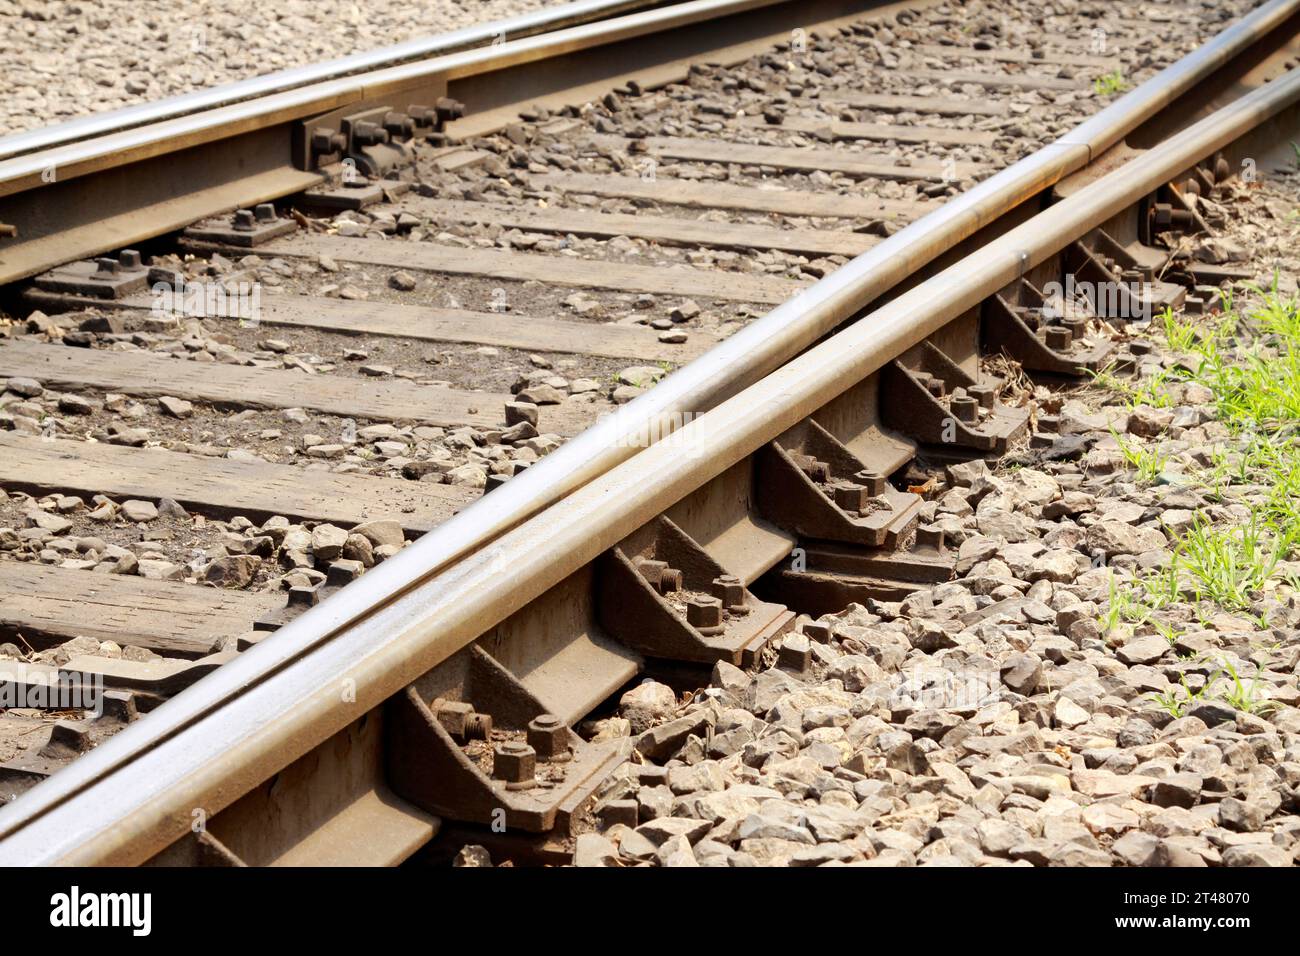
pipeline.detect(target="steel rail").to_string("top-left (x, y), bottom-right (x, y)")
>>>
top-left (0, 0), bottom-right (912, 286)
top-left (0, 0), bottom-right (1293, 860)
top-left (0, 0), bottom-right (841, 194)
top-left (0, 0), bottom-right (675, 162)
top-left (4, 49), bottom-right (1300, 866)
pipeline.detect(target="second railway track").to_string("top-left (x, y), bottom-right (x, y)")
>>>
top-left (2, 0), bottom-right (1300, 866)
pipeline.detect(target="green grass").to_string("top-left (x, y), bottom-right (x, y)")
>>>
top-left (1093, 70), bottom-right (1129, 96)
top-left (1174, 515), bottom-right (1288, 611)
top-left (1216, 658), bottom-right (1279, 715)
top-left (1110, 427), bottom-right (1169, 485)
top-left (1159, 306), bottom-right (1199, 353)
top-left (1147, 657), bottom-right (1277, 718)
top-left (1097, 285), bottom-right (1300, 638)
top-left (1148, 672), bottom-right (1212, 718)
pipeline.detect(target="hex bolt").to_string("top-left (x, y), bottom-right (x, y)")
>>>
top-left (794, 453), bottom-right (829, 484)
top-left (434, 700), bottom-right (474, 740)
top-left (118, 249), bottom-right (142, 270)
top-left (712, 574), bottom-right (745, 610)
top-left (802, 621), bottom-right (832, 643)
top-left (92, 257), bottom-right (120, 277)
top-left (407, 104), bottom-right (437, 129)
top-left (286, 585), bottom-right (320, 608)
top-left (833, 482), bottom-right (869, 513)
top-left (1213, 155), bottom-right (1231, 183)
top-left (232, 208), bottom-right (257, 231)
top-left (915, 526), bottom-right (946, 551)
top-left (598, 799), bottom-right (639, 830)
top-left (492, 741), bottom-right (537, 789)
top-left (950, 395), bottom-right (980, 423)
top-left (777, 633), bottom-right (811, 673)
top-left (966, 385), bottom-right (996, 410)
top-left (435, 97), bottom-right (466, 124)
top-left (310, 127), bottom-right (346, 155)
top-left (254, 203), bottom-right (278, 223)
top-left (326, 559), bottom-right (363, 588)
top-left (41, 721), bottom-right (90, 759)
top-left (1045, 326), bottom-right (1073, 351)
top-left (352, 121), bottom-right (389, 147)
top-left (924, 376), bottom-right (946, 399)
top-left (686, 595), bottom-right (724, 632)
top-left (636, 558), bottom-right (681, 594)
top-left (526, 713), bottom-right (571, 762)
top-left (1061, 316), bottom-right (1087, 337)
top-left (382, 111), bottom-right (414, 139)
top-left (98, 690), bottom-right (137, 723)
top-left (854, 470), bottom-right (887, 495)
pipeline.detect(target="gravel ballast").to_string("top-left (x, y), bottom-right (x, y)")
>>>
top-left (0, 0), bottom-right (568, 135)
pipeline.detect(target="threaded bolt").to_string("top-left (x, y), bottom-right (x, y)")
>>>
top-left (526, 713), bottom-right (570, 762)
top-left (492, 741), bottom-right (536, 789)
top-left (686, 595), bottom-right (723, 632)
top-left (950, 395), bottom-right (979, 423)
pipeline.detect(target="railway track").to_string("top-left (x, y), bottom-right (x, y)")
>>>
top-left (1, 0), bottom-right (1299, 866)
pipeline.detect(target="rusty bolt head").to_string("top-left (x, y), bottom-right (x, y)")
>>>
top-left (286, 584), bottom-right (320, 608)
top-left (118, 249), bottom-right (143, 270)
top-left (383, 111), bottom-right (414, 139)
top-left (802, 621), bottom-right (832, 643)
top-left (966, 385), bottom-right (996, 410)
top-left (915, 526), bottom-right (946, 552)
top-left (1060, 315), bottom-right (1087, 337)
top-left (526, 713), bottom-right (570, 761)
top-left (924, 376), bottom-right (946, 399)
top-left (408, 104), bottom-right (436, 128)
top-left (854, 470), bottom-right (887, 495)
top-left (1044, 325), bottom-right (1073, 351)
top-left (686, 595), bottom-right (723, 631)
top-left (41, 720), bottom-right (90, 759)
top-left (597, 799), bottom-right (639, 830)
top-left (326, 559), bottom-right (364, 588)
top-left (232, 208), bottom-right (257, 231)
top-left (777, 633), bottom-right (811, 673)
top-left (833, 482), bottom-right (869, 513)
top-left (435, 97), bottom-right (466, 122)
top-left (99, 690), bottom-right (137, 723)
top-left (794, 453), bottom-right (829, 484)
top-left (434, 699), bottom-right (474, 740)
top-left (636, 558), bottom-right (681, 594)
top-left (950, 395), bottom-right (979, 423)
top-left (254, 203), bottom-right (278, 223)
top-left (352, 121), bottom-right (389, 147)
top-left (493, 741), bottom-right (537, 788)
top-left (310, 127), bottom-right (344, 154)
top-left (92, 257), bottom-right (120, 277)
top-left (712, 574), bottom-right (745, 609)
